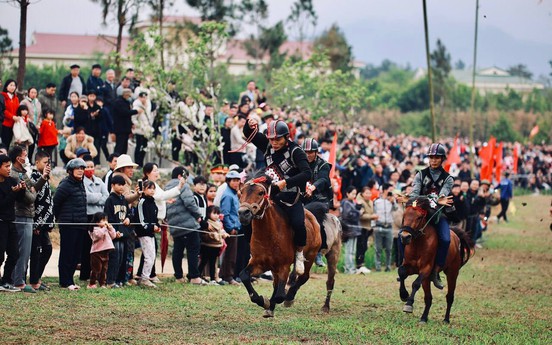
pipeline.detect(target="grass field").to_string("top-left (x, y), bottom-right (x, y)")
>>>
top-left (1, 195), bottom-right (551, 344)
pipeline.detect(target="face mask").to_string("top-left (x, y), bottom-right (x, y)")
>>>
top-left (84, 170), bottom-right (95, 179)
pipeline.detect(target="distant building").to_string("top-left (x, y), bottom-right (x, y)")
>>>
top-left (6, 16), bottom-right (365, 77)
top-left (414, 66), bottom-right (544, 95)
top-left (7, 32), bottom-right (130, 67)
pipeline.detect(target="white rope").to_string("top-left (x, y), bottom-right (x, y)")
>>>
top-left (6, 220), bottom-right (244, 237)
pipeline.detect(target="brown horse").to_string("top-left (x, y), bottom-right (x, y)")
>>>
top-left (398, 196), bottom-right (475, 323)
top-left (238, 174), bottom-right (341, 317)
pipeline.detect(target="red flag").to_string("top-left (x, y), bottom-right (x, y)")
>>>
top-left (479, 136), bottom-right (496, 181)
top-left (329, 132), bottom-right (338, 179)
top-left (529, 125), bottom-right (539, 139)
top-left (512, 143), bottom-right (519, 174)
top-left (160, 223), bottom-right (169, 273)
top-left (444, 137), bottom-right (461, 172)
top-left (494, 142), bottom-right (503, 183)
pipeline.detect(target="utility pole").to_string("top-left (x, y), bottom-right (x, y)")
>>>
top-left (469, 0), bottom-right (480, 169)
top-left (422, 0), bottom-right (436, 142)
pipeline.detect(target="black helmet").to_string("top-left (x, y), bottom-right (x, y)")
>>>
top-left (301, 138), bottom-right (319, 152)
top-left (266, 120), bottom-right (289, 139)
top-left (427, 143), bottom-right (447, 157)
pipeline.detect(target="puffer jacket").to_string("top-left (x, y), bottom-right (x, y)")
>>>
top-left (53, 175), bottom-right (87, 223)
top-left (166, 179), bottom-right (201, 238)
top-left (64, 133), bottom-right (98, 159)
top-left (10, 165), bottom-right (47, 218)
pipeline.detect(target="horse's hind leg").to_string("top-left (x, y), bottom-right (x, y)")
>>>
top-left (240, 264), bottom-right (269, 310)
top-left (398, 265), bottom-right (410, 302)
top-left (322, 244), bottom-right (340, 313)
top-left (403, 273), bottom-right (424, 313)
top-left (419, 279), bottom-right (433, 323)
top-left (444, 271), bottom-right (458, 323)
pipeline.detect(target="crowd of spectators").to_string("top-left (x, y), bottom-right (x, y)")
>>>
top-left (0, 64), bottom-right (550, 292)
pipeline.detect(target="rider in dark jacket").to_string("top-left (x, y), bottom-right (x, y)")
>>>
top-left (400, 143), bottom-right (454, 289)
top-left (243, 119), bottom-right (312, 275)
top-left (301, 138), bottom-right (332, 267)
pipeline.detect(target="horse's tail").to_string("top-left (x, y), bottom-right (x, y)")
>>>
top-left (451, 226), bottom-right (475, 266)
top-left (304, 201), bottom-right (327, 230)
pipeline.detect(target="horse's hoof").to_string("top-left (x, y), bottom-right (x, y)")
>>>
top-left (419, 319), bottom-right (427, 325)
top-left (283, 299), bottom-right (295, 308)
top-left (263, 296), bottom-right (270, 309)
top-left (263, 309), bottom-right (274, 318)
top-left (443, 319), bottom-right (450, 324)
top-left (321, 306), bottom-right (330, 313)
top-left (403, 304), bottom-right (413, 313)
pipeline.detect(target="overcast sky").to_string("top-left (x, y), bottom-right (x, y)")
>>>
top-left (1, 0), bottom-right (552, 77)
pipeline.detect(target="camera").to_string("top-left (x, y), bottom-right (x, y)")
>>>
top-left (138, 179), bottom-right (143, 191)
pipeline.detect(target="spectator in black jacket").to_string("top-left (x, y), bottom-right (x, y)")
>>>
top-left (102, 69), bottom-right (117, 109)
top-left (86, 64), bottom-right (104, 96)
top-left (136, 180), bottom-right (160, 288)
top-left (96, 96), bottom-right (112, 163)
top-left (59, 64), bottom-right (86, 109)
top-left (53, 158), bottom-right (88, 290)
top-left (85, 91), bottom-right (102, 164)
top-left (0, 154), bottom-right (26, 292)
top-left (113, 89), bottom-right (141, 155)
top-left (29, 150), bottom-right (54, 291)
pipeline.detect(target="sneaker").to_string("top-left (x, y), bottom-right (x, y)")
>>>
top-left (295, 250), bottom-right (305, 275)
top-left (259, 272), bottom-right (273, 281)
top-left (108, 283), bottom-right (121, 289)
top-left (216, 279), bottom-right (228, 286)
top-left (315, 252), bottom-right (326, 267)
top-left (87, 284), bottom-right (98, 289)
top-left (150, 276), bottom-right (162, 284)
top-left (208, 280), bottom-right (219, 286)
top-left (127, 278), bottom-right (138, 286)
top-left (139, 279), bottom-right (157, 288)
top-left (356, 266), bottom-right (371, 275)
top-left (0, 283), bottom-right (21, 292)
top-left (67, 285), bottom-right (80, 291)
top-left (175, 278), bottom-right (187, 283)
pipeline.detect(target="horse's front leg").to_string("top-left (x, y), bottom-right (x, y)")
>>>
top-left (419, 279), bottom-right (433, 323)
top-left (240, 264), bottom-right (269, 310)
top-left (264, 274), bottom-right (287, 318)
top-left (403, 273), bottom-right (424, 313)
top-left (398, 265), bottom-right (410, 302)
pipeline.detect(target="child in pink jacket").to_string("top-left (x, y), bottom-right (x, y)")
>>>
top-left (88, 212), bottom-right (119, 288)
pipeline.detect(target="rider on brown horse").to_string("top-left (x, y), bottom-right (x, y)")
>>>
top-left (243, 118), bottom-right (312, 275)
top-left (301, 138), bottom-right (332, 267)
top-left (399, 143), bottom-right (454, 289)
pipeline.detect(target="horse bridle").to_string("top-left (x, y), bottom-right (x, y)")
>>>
top-left (401, 205), bottom-right (445, 239)
top-left (240, 181), bottom-right (272, 220)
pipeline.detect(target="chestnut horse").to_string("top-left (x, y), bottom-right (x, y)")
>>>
top-left (238, 174), bottom-right (341, 317)
top-left (399, 196), bottom-right (475, 323)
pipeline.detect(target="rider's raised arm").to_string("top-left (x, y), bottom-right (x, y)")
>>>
top-left (243, 119), bottom-right (269, 152)
top-left (286, 148), bottom-right (312, 190)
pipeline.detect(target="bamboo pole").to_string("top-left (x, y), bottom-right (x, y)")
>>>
top-left (469, 0), bottom-right (480, 170)
top-left (422, 0), bottom-right (436, 142)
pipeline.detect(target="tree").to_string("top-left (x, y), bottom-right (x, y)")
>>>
top-left (313, 24), bottom-right (352, 72)
top-left (239, 0), bottom-right (268, 73)
top-left (507, 64), bottom-right (533, 79)
top-left (430, 39), bottom-right (452, 111)
top-left (185, 0), bottom-right (237, 35)
top-left (147, 0), bottom-right (175, 69)
top-left (258, 21), bottom-right (287, 80)
top-left (0, 26), bottom-right (13, 77)
top-left (286, 0), bottom-right (317, 58)
top-left (2, 0), bottom-right (34, 92)
top-left (91, 0), bottom-right (141, 77)
top-left (454, 59), bottom-right (465, 70)
top-left (490, 113), bottom-right (521, 143)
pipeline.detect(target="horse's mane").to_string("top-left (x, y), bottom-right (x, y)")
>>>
top-left (246, 169), bottom-right (273, 185)
top-left (405, 196), bottom-right (431, 209)
top-left (305, 201), bottom-right (327, 228)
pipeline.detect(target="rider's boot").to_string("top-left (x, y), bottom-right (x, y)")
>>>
top-left (314, 252), bottom-right (326, 267)
top-left (295, 250), bottom-right (306, 275)
top-left (431, 265), bottom-right (445, 290)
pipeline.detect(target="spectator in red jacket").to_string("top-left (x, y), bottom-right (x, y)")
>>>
top-left (2, 79), bottom-right (20, 146)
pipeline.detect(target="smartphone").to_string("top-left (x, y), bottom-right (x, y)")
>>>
top-left (138, 179), bottom-right (143, 191)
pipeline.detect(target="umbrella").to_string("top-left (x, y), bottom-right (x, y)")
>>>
top-left (160, 223), bottom-right (169, 273)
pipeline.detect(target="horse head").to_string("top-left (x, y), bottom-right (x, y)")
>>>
top-left (238, 174), bottom-right (273, 225)
top-left (400, 196), bottom-right (432, 245)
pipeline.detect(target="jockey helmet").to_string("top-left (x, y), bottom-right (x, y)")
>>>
top-left (427, 143), bottom-right (447, 158)
top-left (301, 138), bottom-right (319, 152)
top-left (266, 120), bottom-right (289, 139)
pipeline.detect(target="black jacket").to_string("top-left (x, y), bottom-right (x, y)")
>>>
top-left (103, 81), bottom-right (117, 107)
top-left (104, 192), bottom-right (132, 240)
top-left (86, 75), bottom-right (105, 95)
top-left (135, 196), bottom-right (159, 237)
top-left (58, 74), bottom-right (87, 102)
top-left (53, 175), bottom-right (87, 223)
top-left (0, 177), bottom-right (25, 222)
top-left (112, 96), bottom-right (138, 134)
top-left (30, 170), bottom-right (54, 233)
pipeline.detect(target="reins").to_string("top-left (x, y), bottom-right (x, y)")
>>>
top-left (403, 204), bottom-right (445, 238)
top-left (229, 124), bottom-right (258, 153)
top-left (240, 180), bottom-right (272, 219)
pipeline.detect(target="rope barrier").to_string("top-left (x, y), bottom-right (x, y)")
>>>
top-left (6, 220), bottom-right (244, 237)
